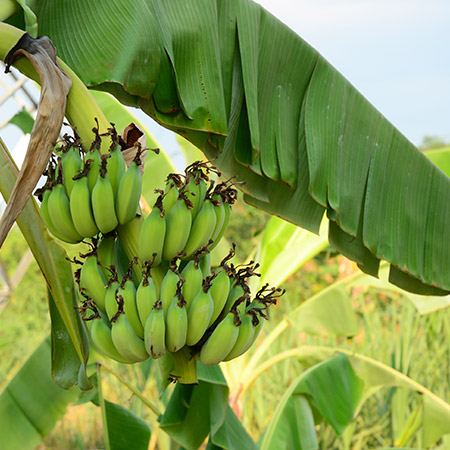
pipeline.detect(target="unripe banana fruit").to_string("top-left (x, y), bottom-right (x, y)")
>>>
top-left (186, 289), bottom-right (214, 346)
top-left (144, 302), bottom-right (166, 358)
top-left (199, 313), bottom-right (239, 366)
top-left (70, 175), bottom-right (99, 238)
top-left (91, 316), bottom-right (132, 364)
top-left (138, 207), bottom-right (166, 266)
top-left (180, 260), bottom-right (203, 310)
top-left (61, 148), bottom-right (82, 196)
top-left (47, 183), bottom-right (83, 243)
top-left (79, 255), bottom-right (107, 311)
top-left (111, 314), bottom-right (148, 362)
top-left (165, 296), bottom-right (188, 353)
top-left (182, 200), bottom-right (216, 259)
top-left (208, 269), bottom-right (231, 326)
top-left (91, 155), bottom-right (118, 234)
top-left (136, 275), bottom-right (158, 327)
top-left (116, 153), bottom-right (142, 225)
top-left (223, 313), bottom-right (255, 361)
top-left (162, 197), bottom-right (192, 261)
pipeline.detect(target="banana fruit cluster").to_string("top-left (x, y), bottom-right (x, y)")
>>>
top-left (79, 242), bottom-right (283, 367)
top-left (35, 125), bottom-right (285, 381)
top-left (36, 127), bottom-right (143, 243)
top-left (138, 161), bottom-right (235, 266)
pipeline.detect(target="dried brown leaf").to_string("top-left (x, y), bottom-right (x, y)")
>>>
top-left (0, 33), bottom-right (71, 248)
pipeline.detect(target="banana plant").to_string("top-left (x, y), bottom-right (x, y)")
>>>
top-left (1, 1), bottom-right (450, 448)
top-left (0, 0), bottom-right (449, 296)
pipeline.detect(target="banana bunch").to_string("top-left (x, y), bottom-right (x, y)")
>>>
top-left (35, 127), bottom-right (143, 243)
top-left (39, 125), bottom-right (286, 381)
top-left (78, 242), bottom-right (284, 370)
top-left (138, 161), bottom-right (237, 267)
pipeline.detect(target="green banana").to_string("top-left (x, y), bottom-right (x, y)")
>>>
top-left (79, 254), bottom-right (108, 311)
top-left (186, 289), bottom-right (214, 346)
top-left (107, 144), bottom-right (126, 196)
top-left (114, 235), bottom-right (130, 279)
top-left (86, 149), bottom-right (101, 191)
top-left (70, 175), bottom-right (99, 238)
top-left (161, 182), bottom-right (179, 215)
top-left (225, 283), bottom-right (247, 316)
top-left (199, 312), bottom-right (239, 366)
top-left (47, 183), bottom-right (83, 243)
top-left (182, 200), bottom-right (216, 259)
top-left (162, 196), bottom-right (192, 261)
top-left (208, 269), bottom-right (231, 326)
top-left (165, 296), bottom-right (188, 353)
top-left (91, 155), bottom-right (119, 234)
top-left (246, 307), bottom-right (264, 347)
top-left (199, 252), bottom-right (211, 277)
top-left (117, 272), bottom-right (144, 339)
top-left (159, 268), bottom-right (180, 316)
top-left (40, 188), bottom-right (77, 243)
top-left (138, 207), bottom-right (166, 266)
top-left (105, 278), bottom-right (120, 321)
top-left (111, 314), bottom-right (148, 362)
top-left (180, 260), bottom-right (203, 310)
top-left (210, 195), bottom-right (225, 243)
top-left (144, 301), bottom-right (166, 358)
top-left (61, 148), bottom-right (82, 196)
top-left (97, 234), bottom-right (117, 279)
top-left (91, 316), bottom-right (133, 363)
top-left (223, 313), bottom-right (255, 361)
top-left (185, 176), bottom-right (207, 218)
top-left (115, 154), bottom-right (142, 225)
top-left (136, 271), bottom-right (158, 327)
top-left (209, 202), bottom-right (231, 251)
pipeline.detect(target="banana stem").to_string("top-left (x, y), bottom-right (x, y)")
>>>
top-left (0, 22), bottom-right (110, 151)
top-left (170, 347), bottom-right (198, 384)
top-left (96, 363), bottom-right (111, 450)
top-left (0, 0), bottom-right (19, 22)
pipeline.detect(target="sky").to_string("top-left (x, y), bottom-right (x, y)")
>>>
top-left (254, 0), bottom-right (450, 145)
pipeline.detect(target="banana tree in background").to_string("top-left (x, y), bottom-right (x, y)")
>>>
top-left (1, 0), bottom-right (450, 448)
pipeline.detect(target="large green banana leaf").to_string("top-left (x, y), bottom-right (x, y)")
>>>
top-left (5, 0), bottom-right (450, 295)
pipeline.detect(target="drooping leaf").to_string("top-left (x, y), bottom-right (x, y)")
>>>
top-left (160, 363), bottom-right (256, 450)
top-left (103, 401), bottom-right (151, 450)
top-left (0, 138), bottom-right (89, 388)
top-left (260, 353), bottom-right (363, 450)
top-left (0, 337), bottom-right (79, 449)
top-left (349, 264), bottom-right (450, 315)
top-left (293, 346), bottom-right (450, 446)
top-left (260, 394), bottom-right (318, 450)
top-left (8, 108), bottom-right (34, 134)
top-left (25, 0), bottom-right (450, 294)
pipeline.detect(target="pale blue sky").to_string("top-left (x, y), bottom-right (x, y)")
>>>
top-left (255, 0), bottom-right (450, 145)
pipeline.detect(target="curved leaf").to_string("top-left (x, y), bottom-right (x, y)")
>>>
top-left (160, 364), bottom-right (257, 450)
top-left (0, 337), bottom-right (79, 449)
top-left (261, 353), bottom-right (363, 450)
top-left (293, 346), bottom-right (450, 447)
top-left (21, 0), bottom-right (450, 293)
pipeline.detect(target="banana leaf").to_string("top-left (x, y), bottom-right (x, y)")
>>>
top-left (0, 337), bottom-right (79, 449)
top-left (5, 0), bottom-right (450, 295)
